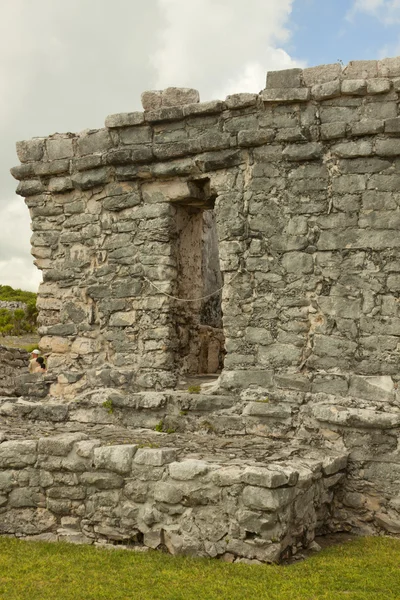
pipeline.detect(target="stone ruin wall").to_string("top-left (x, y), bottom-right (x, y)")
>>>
top-left (0, 433), bottom-right (347, 560)
top-left (5, 55), bottom-right (400, 557)
top-left (0, 346), bottom-right (29, 397)
top-left (11, 56), bottom-right (400, 401)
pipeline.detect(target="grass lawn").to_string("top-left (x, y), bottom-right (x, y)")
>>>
top-left (0, 536), bottom-right (398, 600)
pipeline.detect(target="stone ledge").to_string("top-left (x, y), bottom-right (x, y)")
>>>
top-left (0, 433), bottom-right (348, 562)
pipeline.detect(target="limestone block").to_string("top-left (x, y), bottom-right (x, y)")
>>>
top-left (153, 482), bottom-right (183, 504)
top-left (311, 80), bottom-right (341, 101)
top-left (241, 466), bottom-right (298, 489)
top-left (119, 126), bottom-right (152, 145)
top-left (0, 471), bottom-right (15, 493)
top-left (332, 141), bottom-right (373, 158)
top-left (343, 60), bottom-right (378, 79)
top-left (0, 440), bottom-right (37, 468)
top-left (367, 78), bottom-right (391, 94)
top-left (243, 402), bottom-right (292, 420)
top-left (281, 252), bottom-right (313, 274)
top-left (341, 79), bottom-right (367, 95)
top-left (183, 100), bottom-right (225, 116)
top-left (244, 328), bottom-right (273, 345)
top-left (38, 433), bottom-right (87, 457)
top-left (9, 488), bottom-right (45, 508)
top-left (145, 106), bottom-right (185, 124)
top-left (78, 129), bottom-right (112, 155)
top-left (47, 136), bottom-right (74, 160)
top-left (169, 460), bottom-right (209, 480)
top-left (47, 486), bottom-right (86, 501)
top-left (80, 472), bottom-right (124, 489)
top-left (242, 486), bottom-right (296, 511)
top-left (71, 338), bottom-right (102, 355)
top-left (71, 168), bottom-right (110, 190)
top-left (266, 68), bottom-right (303, 89)
top-left (142, 180), bottom-right (191, 204)
top-left (348, 375), bottom-right (394, 403)
top-left (258, 343), bottom-right (302, 367)
top-left (320, 122), bottom-right (347, 140)
top-left (219, 370), bottom-right (274, 390)
top-left (109, 311), bottom-right (137, 327)
top-left (161, 87), bottom-right (200, 107)
top-left (211, 467), bottom-right (243, 487)
top-left (238, 129), bottom-right (274, 147)
top-left (48, 176), bottom-right (73, 193)
top-left (0, 508), bottom-right (57, 535)
top-left (351, 119), bottom-right (384, 136)
top-left (105, 112), bottom-right (145, 128)
top-left (16, 179), bottom-right (45, 197)
top-left (225, 93), bottom-right (258, 109)
top-left (74, 440), bottom-right (101, 459)
top-left (318, 297), bottom-right (362, 320)
top-left (141, 90), bottom-right (163, 111)
top-left (144, 530), bottom-right (163, 549)
top-left (195, 149), bottom-right (242, 171)
top-left (322, 455), bottom-right (348, 476)
top-left (40, 336), bottom-right (70, 354)
top-left (282, 142), bottom-right (322, 161)
top-left (375, 139), bottom-right (400, 156)
top-left (303, 63), bottom-right (342, 86)
top-left (385, 117), bottom-right (400, 133)
top-left (10, 162), bottom-right (35, 180)
top-left (94, 445), bottom-right (137, 474)
top-left (16, 138), bottom-right (45, 162)
top-left (261, 88), bottom-right (310, 103)
top-left (312, 405), bottom-right (400, 429)
top-left (362, 101), bottom-right (397, 120)
top-left (375, 513), bottom-right (400, 534)
top-left (134, 448), bottom-right (177, 467)
top-left (378, 56), bottom-right (400, 77)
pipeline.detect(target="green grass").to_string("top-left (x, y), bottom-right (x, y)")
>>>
top-left (0, 536), bottom-right (399, 600)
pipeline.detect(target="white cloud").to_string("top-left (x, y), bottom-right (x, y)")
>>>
top-left (0, 0), bottom-right (302, 292)
top-left (0, 200), bottom-right (41, 292)
top-left (348, 0), bottom-right (400, 24)
top-left (152, 0), bottom-right (303, 99)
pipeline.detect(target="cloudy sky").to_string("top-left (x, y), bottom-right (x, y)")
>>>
top-left (1, 0), bottom-right (399, 292)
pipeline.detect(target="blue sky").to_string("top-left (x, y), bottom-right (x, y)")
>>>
top-left (0, 0), bottom-right (400, 291)
top-left (288, 0), bottom-right (400, 66)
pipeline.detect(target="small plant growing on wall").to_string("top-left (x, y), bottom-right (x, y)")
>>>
top-left (102, 399), bottom-right (114, 414)
top-left (188, 385), bottom-right (201, 394)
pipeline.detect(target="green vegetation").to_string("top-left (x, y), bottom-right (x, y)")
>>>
top-left (0, 536), bottom-right (399, 599)
top-left (256, 397), bottom-right (270, 403)
top-left (0, 285), bottom-right (37, 337)
top-left (188, 385), bottom-right (201, 394)
top-left (154, 420), bottom-right (175, 434)
top-left (102, 399), bottom-right (114, 415)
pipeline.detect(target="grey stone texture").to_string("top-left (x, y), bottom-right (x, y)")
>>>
top-left (7, 55), bottom-right (400, 559)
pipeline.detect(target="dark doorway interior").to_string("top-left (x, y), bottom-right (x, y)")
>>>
top-left (173, 183), bottom-right (225, 376)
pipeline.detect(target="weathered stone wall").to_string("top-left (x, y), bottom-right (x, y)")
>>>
top-left (0, 432), bottom-right (347, 562)
top-left (11, 56), bottom-right (400, 400)
top-left (8, 56), bottom-right (400, 554)
top-left (0, 346), bottom-right (29, 396)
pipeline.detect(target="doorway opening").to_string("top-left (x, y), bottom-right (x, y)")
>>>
top-left (173, 180), bottom-right (225, 377)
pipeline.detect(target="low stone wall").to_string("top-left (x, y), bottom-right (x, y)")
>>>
top-left (0, 433), bottom-right (347, 562)
top-left (0, 346), bottom-right (29, 396)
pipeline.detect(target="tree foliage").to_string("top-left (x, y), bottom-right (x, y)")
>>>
top-left (0, 285), bottom-right (37, 336)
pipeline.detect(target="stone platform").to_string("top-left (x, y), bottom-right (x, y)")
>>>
top-left (0, 425), bottom-right (347, 563)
